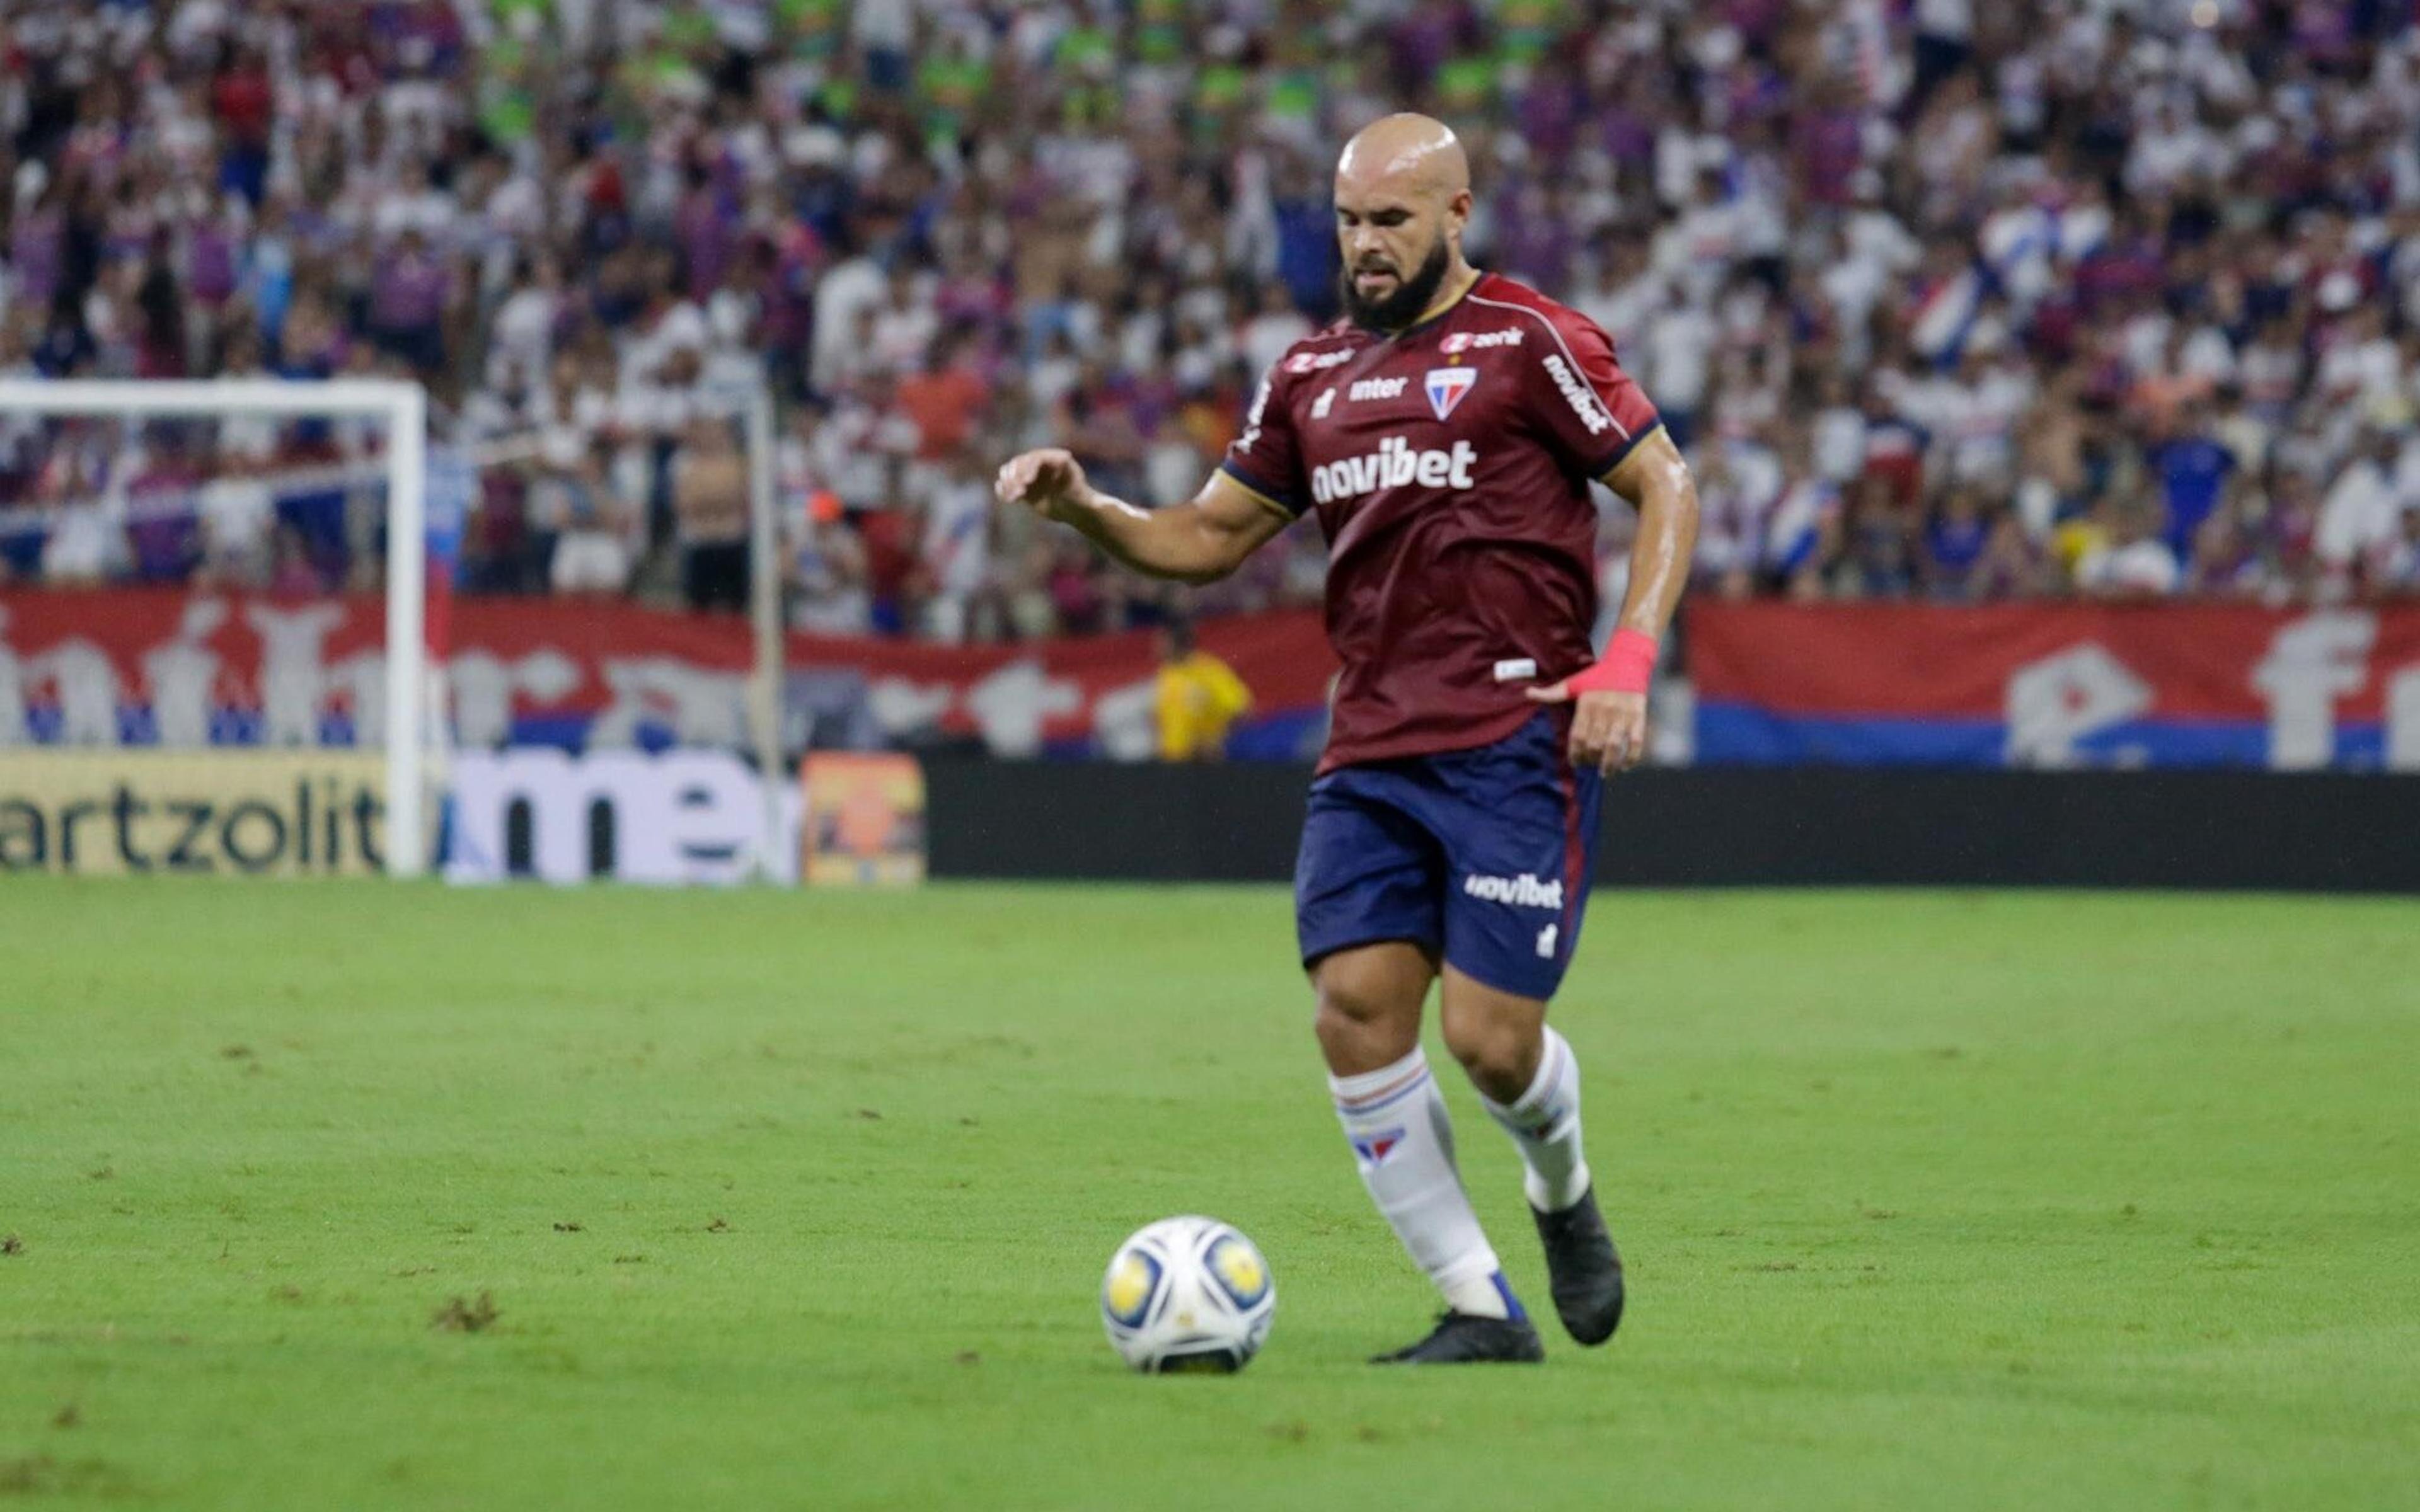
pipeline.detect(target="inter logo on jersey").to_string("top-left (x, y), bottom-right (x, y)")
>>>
top-left (1424, 367), bottom-right (1477, 420)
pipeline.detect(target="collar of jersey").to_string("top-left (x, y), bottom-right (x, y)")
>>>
top-left (1360, 268), bottom-right (1485, 345)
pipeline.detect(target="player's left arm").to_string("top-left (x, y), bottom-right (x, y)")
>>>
top-left (1518, 307), bottom-right (1700, 774)
top-left (1527, 428), bottom-right (1700, 774)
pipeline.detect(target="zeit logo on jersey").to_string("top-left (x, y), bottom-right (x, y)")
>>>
top-left (1284, 348), bottom-right (1355, 374)
top-left (1439, 328), bottom-right (1523, 353)
top-left (1308, 436), bottom-right (1478, 505)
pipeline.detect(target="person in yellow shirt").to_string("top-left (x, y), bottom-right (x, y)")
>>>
top-left (1154, 617), bottom-right (1253, 760)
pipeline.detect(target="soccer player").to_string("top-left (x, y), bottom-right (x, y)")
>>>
top-left (996, 115), bottom-right (1698, 1363)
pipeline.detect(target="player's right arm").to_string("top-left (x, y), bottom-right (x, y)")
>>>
top-left (993, 450), bottom-right (1291, 586)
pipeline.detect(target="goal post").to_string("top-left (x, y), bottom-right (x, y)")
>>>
top-left (0, 375), bottom-right (791, 883)
top-left (0, 377), bottom-right (433, 876)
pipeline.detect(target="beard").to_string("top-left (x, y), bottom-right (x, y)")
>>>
top-left (1340, 236), bottom-right (1453, 331)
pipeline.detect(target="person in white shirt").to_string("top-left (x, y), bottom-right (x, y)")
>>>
top-left (487, 255), bottom-right (563, 390)
top-left (1569, 243), bottom-right (1659, 358)
top-left (2314, 305), bottom-right (2401, 411)
top-left (1238, 284), bottom-right (1312, 383)
top-left (919, 450), bottom-right (996, 643)
top-left (369, 159), bottom-right (458, 245)
top-left (1811, 372), bottom-right (1869, 483)
top-left (1643, 302), bottom-right (1717, 450)
top-left (550, 439), bottom-right (632, 597)
top-left (868, 265), bottom-right (938, 377)
top-left (2316, 429), bottom-right (2407, 576)
top-left (809, 250), bottom-right (887, 394)
top-left (2076, 500), bottom-right (2181, 599)
top-left (1652, 171), bottom-right (1742, 308)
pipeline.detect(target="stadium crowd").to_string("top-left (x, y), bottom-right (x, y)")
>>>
top-left (4, 0), bottom-right (2420, 637)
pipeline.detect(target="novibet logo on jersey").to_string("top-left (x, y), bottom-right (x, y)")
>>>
top-left (1308, 436), bottom-right (1479, 504)
top-left (1543, 353), bottom-right (1616, 436)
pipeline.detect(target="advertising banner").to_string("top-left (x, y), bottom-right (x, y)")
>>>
top-left (0, 749), bottom-right (389, 876)
top-left (444, 747), bottom-right (798, 885)
top-left (801, 753), bottom-right (925, 887)
top-left (0, 590), bottom-right (1335, 760)
top-left (1689, 601), bottom-right (2420, 770)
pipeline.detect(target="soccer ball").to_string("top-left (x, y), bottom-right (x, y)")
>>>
top-left (1100, 1216), bottom-right (1276, 1374)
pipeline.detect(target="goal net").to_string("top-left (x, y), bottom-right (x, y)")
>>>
top-left (0, 378), bottom-right (436, 875)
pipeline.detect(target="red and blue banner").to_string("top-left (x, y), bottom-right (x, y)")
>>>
top-left (0, 588), bottom-right (1339, 760)
top-left (1688, 601), bottom-right (2420, 770)
top-left (28, 588), bottom-right (2420, 772)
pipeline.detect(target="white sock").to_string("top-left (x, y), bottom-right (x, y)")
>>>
top-left (1480, 1026), bottom-right (1594, 1213)
top-left (1330, 1048), bottom-right (1522, 1320)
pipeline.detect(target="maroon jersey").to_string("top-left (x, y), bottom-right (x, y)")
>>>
top-left (1219, 272), bottom-right (1662, 772)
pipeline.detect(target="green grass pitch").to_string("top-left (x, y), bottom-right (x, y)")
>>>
top-left (3, 879), bottom-right (2416, 1509)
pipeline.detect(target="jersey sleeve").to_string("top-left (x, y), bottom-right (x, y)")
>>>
top-left (1524, 309), bottom-right (1663, 482)
top-left (1218, 361), bottom-right (1309, 520)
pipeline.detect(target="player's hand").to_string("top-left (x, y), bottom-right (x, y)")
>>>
top-left (994, 448), bottom-right (1092, 524)
top-left (1526, 682), bottom-right (1649, 776)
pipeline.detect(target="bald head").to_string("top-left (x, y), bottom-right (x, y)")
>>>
top-left (1337, 114), bottom-right (1470, 203)
top-left (1333, 115), bottom-right (1475, 330)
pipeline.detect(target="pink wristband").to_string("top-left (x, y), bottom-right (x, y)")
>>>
top-left (1565, 629), bottom-right (1659, 696)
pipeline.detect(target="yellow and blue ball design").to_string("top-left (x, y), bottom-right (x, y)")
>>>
top-left (1102, 1246), bottom-right (1163, 1331)
top-left (1203, 1232), bottom-right (1271, 1310)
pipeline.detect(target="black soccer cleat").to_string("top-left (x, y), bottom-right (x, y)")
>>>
top-left (1369, 1311), bottom-right (1546, 1365)
top-left (1531, 1184), bottom-right (1624, 1345)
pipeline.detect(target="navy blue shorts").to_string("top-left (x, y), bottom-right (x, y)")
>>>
top-left (1295, 711), bottom-right (1603, 1001)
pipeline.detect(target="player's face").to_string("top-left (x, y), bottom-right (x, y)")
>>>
top-left (1334, 185), bottom-right (1458, 329)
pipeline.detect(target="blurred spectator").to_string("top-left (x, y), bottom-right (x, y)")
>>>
top-left (197, 448), bottom-right (275, 588)
top-left (545, 440), bottom-right (633, 597)
top-left (1155, 617), bottom-right (1252, 762)
top-left (2148, 400), bottom-right (2239, 559)
top-left (0, 0), bottom-right (2417, 631)
top-left (368, 228), bottom-right (452, 380)
top-left (2078, 500), bottom-right (2184, 600)
top-left (1921, 488), bottom-right (1993, 601)
top-left (2317, 427), bottom-right (2410, 590)
top-left (672, 418), bottom-right (748, 614)
top-left (788, 490), bottom-right (873, 639)
top-left (919, 448), bottom-right (997, 642)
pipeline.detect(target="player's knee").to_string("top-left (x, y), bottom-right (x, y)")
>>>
top-left (1313, 982), bottom-right (1409, 1038)
top-left (1439, 1006), bottom-right (1531, 1092)
top-left (1311, 963), bottom-right (1421, 1062)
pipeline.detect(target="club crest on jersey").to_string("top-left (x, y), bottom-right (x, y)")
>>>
top-left (1424, 367), bottom-right (1477, 420)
